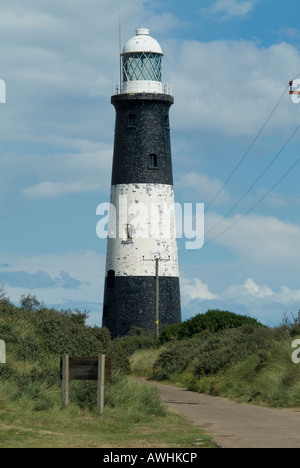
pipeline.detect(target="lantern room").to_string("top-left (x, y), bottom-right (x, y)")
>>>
top-left (121, 28), bottom-right (163, 94)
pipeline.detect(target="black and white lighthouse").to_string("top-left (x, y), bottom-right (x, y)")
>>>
top-left (102, 28), bottom-right (181, 338)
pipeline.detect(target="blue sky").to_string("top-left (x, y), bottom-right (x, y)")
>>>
top-left (1, 0), bottom-right (300, 327)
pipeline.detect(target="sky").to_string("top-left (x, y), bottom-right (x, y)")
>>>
top-left (1, 0), bottom-right (300, 327)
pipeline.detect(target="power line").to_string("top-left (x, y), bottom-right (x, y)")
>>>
top-left (180, 76), bottom-right (300, 253)
top-left (180, 143), bottom-right (300, 256)
top-left (5, 78), bottom-right (300, 301)
top-left (204, 122), bottom-right (300, 239)
top-left (204, 155), bottom-right (300, 248)
top-left (204, 72), bottom-right (300, 213)
top-left (205, 83), bottom-right (290, 212)
top-left (181, 80), bottom-right (291, 248)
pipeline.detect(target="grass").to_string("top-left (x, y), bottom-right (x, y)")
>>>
top-left (9, 297), bottom-right (295, 447)
top-left (130, 348), bottom-right (163, 377)
top-left (0, 377), bottom-right (215, 448)
top-left (0, 298), bottom-right (217, 449)
top-left (130, 325), bottom-right (300, 409)
top-left (3, 300), bottom-right (300, 447)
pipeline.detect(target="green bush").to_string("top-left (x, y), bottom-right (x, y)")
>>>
top-left (0, 294), bottom-right (131, 411)
top-left (113, 327), bottom-right (156, 356)
top-left (192, 326), bottom-right (273, 377)
top-left (0, 301), bottom-right (111, 361)
top-left (152, 325), bottom-right (278, 382)
top-left (152, 338), bottom-right (205, 381)
top-left (159, 309), bottom-right (263, 344)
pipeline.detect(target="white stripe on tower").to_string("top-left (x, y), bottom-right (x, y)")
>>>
top-left (106, 183), bottom-right (179, 277)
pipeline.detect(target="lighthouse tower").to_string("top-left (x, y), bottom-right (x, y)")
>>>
top-left (102, 28), bottom-right (181, 338)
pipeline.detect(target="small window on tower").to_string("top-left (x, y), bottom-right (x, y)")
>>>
top-left (148, 154), bottom-right (158, 169)
top-left (122, 223), bottom-right (134, 243)
top-left (107, 270), bottom-right (115, 289)
top-left (125, 224), bottom-right (133, 241)
top-left (127, 114), bottom-right (136, 128)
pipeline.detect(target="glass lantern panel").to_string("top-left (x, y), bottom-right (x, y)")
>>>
top-left (123, 53), bottom-right (162, 82)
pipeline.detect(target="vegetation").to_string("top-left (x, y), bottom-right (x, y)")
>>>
top-left (158, 309), bottom-right (263, 344)
top-left (2, 285), bottom-right (300, 447)
top-left (131, 310), bottom-right (300, 408)
top-left (0, 289), bottom-right (214, 448)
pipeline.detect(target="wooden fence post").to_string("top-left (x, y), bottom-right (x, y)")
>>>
top-left (62, 354), bottom-right (69, 409)
top-left (0, 340), bottom-right (5, 364)
top-left (97, 354), bottom-right (105, 415)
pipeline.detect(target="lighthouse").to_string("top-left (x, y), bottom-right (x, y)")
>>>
top-left (102, 28), bottom-right (181, 338)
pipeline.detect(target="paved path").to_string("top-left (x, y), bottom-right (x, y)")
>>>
top-left (137, 379), bottom-right (300, 448)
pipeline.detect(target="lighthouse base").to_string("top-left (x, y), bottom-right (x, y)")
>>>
top-left (102, 276), bottom-right (181, 339)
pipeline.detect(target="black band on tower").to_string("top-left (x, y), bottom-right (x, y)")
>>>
top-left (111, 94), bottom-right (174, 186)
top-left (103, 276), bottom-right (181, 339)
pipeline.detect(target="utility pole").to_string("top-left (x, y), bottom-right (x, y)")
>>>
top-left (143, 256), bottom-right (170, 339)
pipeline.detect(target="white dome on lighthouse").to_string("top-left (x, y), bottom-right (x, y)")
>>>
top-left (121, 28), bottom-right (163, 94)
top-left (122, 28), bottom-right (163, 55)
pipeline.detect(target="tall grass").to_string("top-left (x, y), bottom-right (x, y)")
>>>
top-left (130, 348), bottom-right (162, 377)
top-left (0, 294), bottom-right (215, 447)
top-left (131, 322), bottom-right (300, 408)
top-left (0, 371), bottom-right (214, 448)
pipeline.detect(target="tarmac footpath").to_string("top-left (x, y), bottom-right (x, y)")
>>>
top-left (137, 379), bottom-right (300, 448)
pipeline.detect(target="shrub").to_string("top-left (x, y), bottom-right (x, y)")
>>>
top-left (192, 325), bottom-right (273, 377)
top-left (159, 309), bottom-right (263, 344)
top-left (130, 347), bottom-right (162, 377)
top-left (0, 295), bottom-right (134, 413)
top-left (282, 311), bottom-right (300, 337)
top-left (152, 337), bottom-right (205, 381)
top-left (113, 327), bottom-right (156, 356)
top-left (152, 325), bottom-right (275, 382)
top-left (20, 293), bottom-right (43, 311)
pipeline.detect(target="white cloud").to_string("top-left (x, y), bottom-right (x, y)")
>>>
top-left (0, 147), bottom-right (112, 199)
top-left (24, 181), bottom-right (89, 199)
top-left (224, 277), bottom-right (300, 305)
top-left (278, 27), bottom-right (300, 41)
top-left (0, 250), bottom-right (106, 325)
top-left (147, 12), bottom-right (187, 34)
top-left (0, 0), bottom-right (143, 145)
top-left (181, 277), bottom-right (219, 305)
top-left (202, 0), bottom-right (256, 20)
top-left (177, 172), bottom-right (232, 205)
top-left (224, 278), bottom-right (273, 300)
top-left (205, 212), bottom-right (300, 267)
top-left (3, 0), bottom-right (299, 149)
top-left (0, 250), bottom-right (104, 281)
top-left (180, 275), bottom-right (300, 325)
top-left (3, 1), bottom-right (300, 153)
top-left (165, 39), bottom-right (300, 137)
